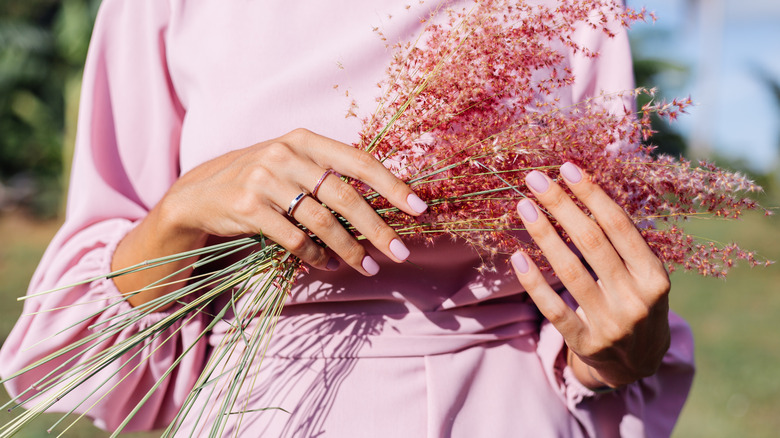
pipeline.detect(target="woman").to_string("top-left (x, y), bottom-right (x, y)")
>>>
top-left (0, 0), bottom-right (694, 436)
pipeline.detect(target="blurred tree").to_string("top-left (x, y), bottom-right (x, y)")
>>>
top-left (631, 33), bottom-right (690, 158)
top-left (755, 68), bottom-right (780, 159)
top-left (751, 65), bottom-right (780, 198)
top-left (0, 0), bottom-right (99, 217)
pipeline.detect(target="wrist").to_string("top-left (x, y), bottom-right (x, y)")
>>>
top-left (566, 347), bottom-right (619, 393)
top-left (155, 192), bottom-right (209, 247)
top-left (111, 196), bottom-right (208, 308)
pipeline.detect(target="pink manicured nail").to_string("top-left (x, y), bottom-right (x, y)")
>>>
top-left (511, 252), bottom-right (529, 274)
top-left (526, 171), bottom-right (550, 193)
top-left (362, 255), bottom-right (380, 275)
top-left (389, 239), bottom-right (410, 261)
top-left (407, 193), bottom-right (429, 214)
top-left (326, 257), bottom-right (340, 271)
top-left (560, 162), bottom-right (583, 183)
top-left (517, 199), bottom-right (538, 222)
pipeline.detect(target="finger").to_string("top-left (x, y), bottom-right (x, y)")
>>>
top-left (516, 197), bottom-right (604, 311)
top-left (292, 194), bottom-right (399, 276)
top-left (253, 208), bottom-right (339, 272)
top-left (558, 162), bottom-right (665, 278)
top-left (524, 170), bottom-right (630, 289)
top-left (312, 175), bottom-right (411, 265)
top-left (510, 251), bottom-right (584, 341)
top-left (265, 138), bottom-right (411, 266)
top-left (249, 138), bottom-right (410, 272)
top-left (284, 129), bottom-right (429, 216)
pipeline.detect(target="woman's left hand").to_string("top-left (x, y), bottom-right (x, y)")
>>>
top-left (511, 162), bottom-right (671, 389)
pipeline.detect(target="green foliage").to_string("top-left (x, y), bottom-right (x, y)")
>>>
top-left (0, 0), bottom-right (99, 217)
top-left (753, 66), bottom-right (780, 160)
top-left (631, 34), bottom-right (691, 158)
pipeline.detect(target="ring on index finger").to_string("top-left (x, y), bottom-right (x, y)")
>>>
top-left (311, 169), bottom-right (339, 200)
top-left (287, 191), bottom-right (310, 216)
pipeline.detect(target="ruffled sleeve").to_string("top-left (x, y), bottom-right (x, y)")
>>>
top-left (0, 0), bottom-right (207, 431)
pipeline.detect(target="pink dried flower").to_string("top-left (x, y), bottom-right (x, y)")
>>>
top-left (351, 0), bottom-right (769, 277)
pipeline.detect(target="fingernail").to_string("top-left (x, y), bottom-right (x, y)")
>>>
top-left (560, 162), bottom-right (583, 184)
top-left (407, 193), bottom-right (429, 214)
top-left (389, 238), bottom-right (410, 261)
top-left (517, 199), bottom-right (538, 222)
top-left (362, 255), bottom-right (380, 275)
top-left (511, 252), bottom-right (529, 274)
top-left (326, 257), bottom-right (340, 271)
top-left (526, 171), bottom-right (550, 193)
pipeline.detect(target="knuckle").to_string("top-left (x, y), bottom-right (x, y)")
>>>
top-left (577, 182), bottom-right (599, 201)
top-left (544, 302), bottom-right (569, 324)
top-left (529, 220), bottom-right (559, 243)
top-left (262, 141), bottom-right (294, 163)
top-left (307, 206), bottom-right (336, 230)
top-left (281, 229), bottom-right (309, 254)
top-left (233, 192), bottom-right (260, 217)
top-left (576, 223), bottom-right (605, 251)
top-left (245, 165), bottom-right (273, 185)
top-left (340, 240), bottom-right (366, 265)
top-left (555, 256), bottom-right (587, 282)
top-left (307, 248), bottom-right (329, 267)
top-left (333, 182), bottom-right (363, 207)
top-left (650, 273), bottom-right (671, 297)
top-left (625, 297), bottom-right (651, 322)
top-left (640, 266), bottom-right (671, 299)
top-left (352, 149), bottom-right (379, 174)
top-left (388, 177), bottom-right (408, 197)
top-left (286, 127), bottom-right (313, 142)
top-left (600, 320), bottom-right (627, 345)
top-left (544, 189), bottom-right (570, 211)
top-left (317, 254), bottom-right (333, 268)
top-left (367, 218), bottom-right (392, 241)
top-left (604, 213), bottom-right (636, 236)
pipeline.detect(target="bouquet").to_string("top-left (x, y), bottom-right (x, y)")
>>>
top-left (353, 0), bottom-right (767, 275)
top-left (0, 0), bottom-right (770, 436)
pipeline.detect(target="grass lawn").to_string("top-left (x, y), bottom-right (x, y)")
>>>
top-left (0, 208), bottom-right (777, 437)
top-left (669, 209), bottom-right (780, 438)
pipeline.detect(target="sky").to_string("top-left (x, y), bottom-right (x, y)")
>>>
top-left (626, 0), bottom-right (780, 173)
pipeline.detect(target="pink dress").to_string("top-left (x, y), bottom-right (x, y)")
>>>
top-left (0, 1), bottom-right (694, 436)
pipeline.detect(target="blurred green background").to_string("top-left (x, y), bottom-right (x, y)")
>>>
top-left (0, 0), bottom-right (778, 436)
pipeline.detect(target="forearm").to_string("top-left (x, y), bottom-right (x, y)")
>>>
top-left (111, 199), bottom-right (208, 310)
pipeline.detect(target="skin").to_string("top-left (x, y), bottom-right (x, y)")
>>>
top-left (111, 128), bottom-right (426, 309)
top-left (510, 162), bottom-right (671, 389)
top-left (112, 128), bottom-right (668, 390)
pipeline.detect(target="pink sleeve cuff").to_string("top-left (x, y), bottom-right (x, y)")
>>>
top-left (535, 290), bottom-right (695, 437)
top-left (0, 218), bottom-right (209, 432)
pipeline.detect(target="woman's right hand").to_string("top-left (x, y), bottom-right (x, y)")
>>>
top-left (162, 128), bottom-right (427, 274)
top-left (112, 128), bottom-right (427, 307)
